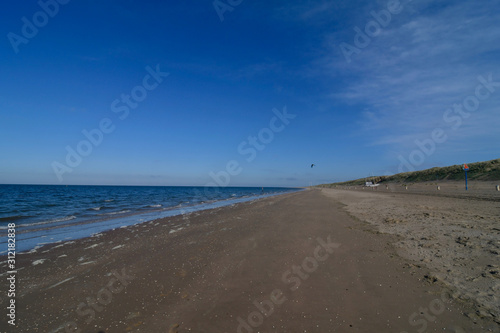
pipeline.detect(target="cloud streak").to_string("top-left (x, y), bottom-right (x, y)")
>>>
top-left (318, 0), bottom-right (500, 164)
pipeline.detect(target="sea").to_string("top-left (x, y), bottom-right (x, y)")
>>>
top-left (0, 185), bottom-right (300, 254)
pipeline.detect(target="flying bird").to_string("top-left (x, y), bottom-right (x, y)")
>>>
top-left (311, 164), bottom-right (315, 168)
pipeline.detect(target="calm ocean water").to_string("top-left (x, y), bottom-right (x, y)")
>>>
top-left (0, 185), bottom-right (299, 253)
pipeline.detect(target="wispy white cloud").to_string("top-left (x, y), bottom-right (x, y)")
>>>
top-left (318, 0), bottom-right (500, 158)
top-left (273, 0), bottom-right (354, 23)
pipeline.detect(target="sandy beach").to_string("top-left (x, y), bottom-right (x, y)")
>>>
top-left (1, 188), bottom-right (499, 332)
top-left (322, 181), bottom-right (500, 326)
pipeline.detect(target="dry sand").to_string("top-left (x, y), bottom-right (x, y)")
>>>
top-left (322, 181), bottom-right (500, 326)
top-left (1, 188), bottom-right (499, 332)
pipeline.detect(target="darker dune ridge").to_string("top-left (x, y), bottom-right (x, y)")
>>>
top-left (321, 158), bottom-right (500, 186)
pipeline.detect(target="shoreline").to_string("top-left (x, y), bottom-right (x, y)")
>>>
top-left (1, 189), bottom-right (302, 255)
top-left (2, 189), bottom-right (498, 332)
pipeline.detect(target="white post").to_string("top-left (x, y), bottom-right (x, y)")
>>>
top-left (437, 186), bottom-right (440, 191)
top-left (496, 185), bottom-right (499, 191)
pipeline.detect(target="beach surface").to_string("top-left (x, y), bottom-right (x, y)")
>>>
top-left (322, 181), bottom-right (500, 326)
top-left (2, 188), bottom-right (499, 332)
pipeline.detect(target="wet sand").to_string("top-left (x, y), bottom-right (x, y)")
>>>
top-left (1, 189), bottom-right (499, 332)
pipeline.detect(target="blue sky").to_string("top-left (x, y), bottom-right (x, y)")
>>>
top-left (1, 0), bottom-right (499, 187)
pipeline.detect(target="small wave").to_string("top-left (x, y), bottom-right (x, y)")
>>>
top-left (90, 206), bottom-right (103, 211)
top-left (0, 215), bottom-right (78, 229)
top-left (104, 199), bottom-right (114, 202)
top-left (149, 204), bottom-right (162, 208)
top-left (50, 216), bottom-right (77, 223)
top-left (99, 210), bottom-right (131, 216)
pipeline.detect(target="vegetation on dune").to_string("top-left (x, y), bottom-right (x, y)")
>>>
top-left (320, 158), bottom-right (500, 187)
